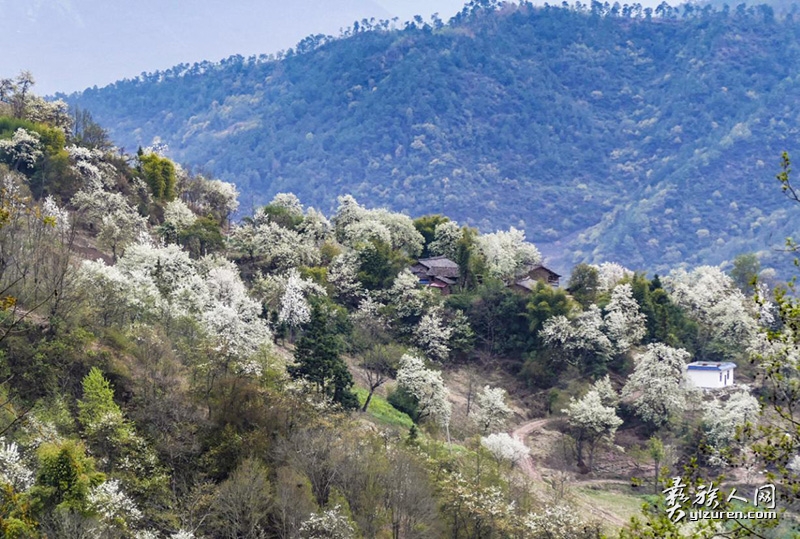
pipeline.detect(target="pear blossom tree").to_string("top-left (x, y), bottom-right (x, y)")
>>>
top-left (412, 306), bottom-right (453, 362)
top-left (562, 388), bottom-right (623, 471)
top-left (387, 269), bottom-right (434, 321)
top-left (603, 283), bottom-right (647, 354)
top-left (161, 199), bottom-right (197, 238)
top-left (540, 286), bottom-right (646, 372)
top-left (279, 269), bottom-right (312, 340)
top-left (72, 186), bottom-right (147, 260)
top-left (665, 265), bottom-right (758, 357)
top-left (269, 192), bottom-right (305, 217)
top-left (592, 375), bottom-right (618, 407)
top-left (429, 220), bottom-right (463, 260)
top-left (298, 505), bottom-right (355, 539)
top-left (229, 219), bottom-right (319, 271)
top-left (0, 438), bottom-right (34, 491)
top-left (298, 206), bottom-right (332, 244)
top-left (332, 194), bottom-right (424, 256)
top-left (540, 305), bottom-right (613, 370)
top-left (327, 251), bottom-right (364, 305)
top-left (87, 479), bottom-right (143, 528)
top-left (621, 343), bottom-right (693, 428)
top-left (396, 354), bottom-right (452, 430)
top-left (0, 127), bottom-right (42, 171)
top-left (475, 385), bottom-right (513, 434)
top-left (591, 262), bottom-right (633, 292)
top-left (475, 226), bottom-right (541, 280)
top-left (703, 389), bottom-right (760, 466)
top-left (480, 432), bottom-right (530, 465)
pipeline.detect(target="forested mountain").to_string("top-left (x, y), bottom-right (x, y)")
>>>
top-left (4, 48), bottom-right (800, 538)
top-left (64, 1), bottom-right (800, 276)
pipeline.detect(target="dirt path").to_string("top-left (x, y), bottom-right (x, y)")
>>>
top-left (511, 417), bottom-right (629, 529)
top-left (511, 417), bottom-right (553, 482)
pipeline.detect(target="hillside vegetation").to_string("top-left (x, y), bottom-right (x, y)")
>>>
top-left (2, 76), bottom-right (800, 537)
top-left (67, 1), bottom-right (800, 275)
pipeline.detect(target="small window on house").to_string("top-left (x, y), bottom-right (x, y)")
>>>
top-left (720, 372), bottom-right (723, 382)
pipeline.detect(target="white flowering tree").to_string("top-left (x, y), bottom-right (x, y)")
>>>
top-left (603, 283), bottom-right (647, 354)
top-left (201, 178), bottom-right (240, 223)
top-left (327, 251), bottom-right (364, 305)
top-left (481, 432), bottom-right (530, 465)
top-left (0, 438), bottom-right (34, 491)
top-left (475, 385), bottom-right (513, 434)
top-left (522, 505), bottom-right (596, 539)
top-left (665, 265), bottom-right (758, 358)
top-left (371, 208), bottom-right (424, 256)
top-left (540, 305), bottom-right (613, 370)
top-left (269, 192), bottom-right (305, 217)
top-left (412, 307), bottom-right (453, 363)
top-left (162, 198), bottom-right (197, 236)
top-left (563, 388), bottom-right (622, 471)
top-left (592, 375), bottom-right (618, 407)
top-left (298, 505), bottom-right (355, 539)
top-left (429, 220), bottom-right (463, 260)
top-left (475, 227), bottom-right (541, 281)
top-left (591, 262), bottom-right (633, 292)
top-left (387, 269), bottom-right (433, 321)
top-left (703, 389), bottom-right (760, 466)
top-left (621, 343), bottom-right (693, 428)
top-left (279, 269), bottom-right (312, 339)
top-left (0, 127), bottom-right (42, 171)
top-left (396, 354), bottom-right (452, 430)
top-left (229, 219), bottom-right (319, 272)
top-left (332, 195), bottom-right (424, 256)
top-left (72, 187), bottom-right (147, 260)
top-left (298, 207), bottom-right (332, 244)
top-left (87, 479), bottom-right (142, 528)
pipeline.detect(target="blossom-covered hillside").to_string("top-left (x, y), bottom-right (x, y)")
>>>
top-left (1, 73), bottom-right (799, 538)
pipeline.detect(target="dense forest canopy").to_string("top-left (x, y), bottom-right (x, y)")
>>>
top-left (65, 0), bottom-right (800, 276)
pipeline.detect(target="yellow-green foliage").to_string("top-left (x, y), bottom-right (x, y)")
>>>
top-left (355, 387), bottom-right (413, 429)
top-left (0, 484), bottom-right (36, 538)
top-left (139, 152), bottom-right (176, 200)
top-left (31, 440), bottom-right (104, 511)
top-left (77, 367), bottom-right (124, 436)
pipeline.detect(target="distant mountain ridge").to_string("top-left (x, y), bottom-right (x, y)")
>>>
top-left (66, 3), bottom-right (800, 276)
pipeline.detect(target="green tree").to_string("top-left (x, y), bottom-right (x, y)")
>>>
top-left (358, 343), bottom-right (403, 412)
top-left (566, 263), bottom-right (599, 308)
top-left (526, 280), bottom-right (573, 335)
top-left (729, 252), bottom-right (760, 295)
top-left (288, 302), bottom-right (359, 409)
top-left (138, 151), bottom-right (176, 201)
top-left (30, 441), bottom-right (103, 512)
top-left (356, 239), bottom-right (409, 291)
top-left (412, 214), bottom-right (449, 257)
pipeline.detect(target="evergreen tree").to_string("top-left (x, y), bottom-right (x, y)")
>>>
top-left (288, 301), bottom-right (359, 409)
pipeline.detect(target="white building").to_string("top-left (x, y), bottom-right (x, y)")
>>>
top-left (686, 361), bottom-right (736, 389)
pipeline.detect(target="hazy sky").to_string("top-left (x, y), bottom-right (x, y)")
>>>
top-left (0, 0), bottom-right (472, 95)
top-left (2, 0), bottom-right (672, 95)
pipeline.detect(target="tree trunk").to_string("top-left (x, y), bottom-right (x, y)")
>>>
top-left (361, 389), bottom-right (375, 412)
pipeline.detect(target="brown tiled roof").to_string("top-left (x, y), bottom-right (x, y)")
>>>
top-left (415, 256), bottom-right (460, 279)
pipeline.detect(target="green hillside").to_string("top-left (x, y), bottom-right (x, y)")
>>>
top-left (66, 2), bottom-right (800, 274)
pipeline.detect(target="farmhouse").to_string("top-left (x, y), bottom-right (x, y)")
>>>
top-left (411, 256), bottom-right (460, 295)
top-left (686, 361), bottom-right (736, 389)
top-left (512, 264), bottom-right (562, 292)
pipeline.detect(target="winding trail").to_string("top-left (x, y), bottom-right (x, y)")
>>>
top-left (511, 417), bottom-right (629, 529)
top-left (511, 417), bottom-right (553, 482)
